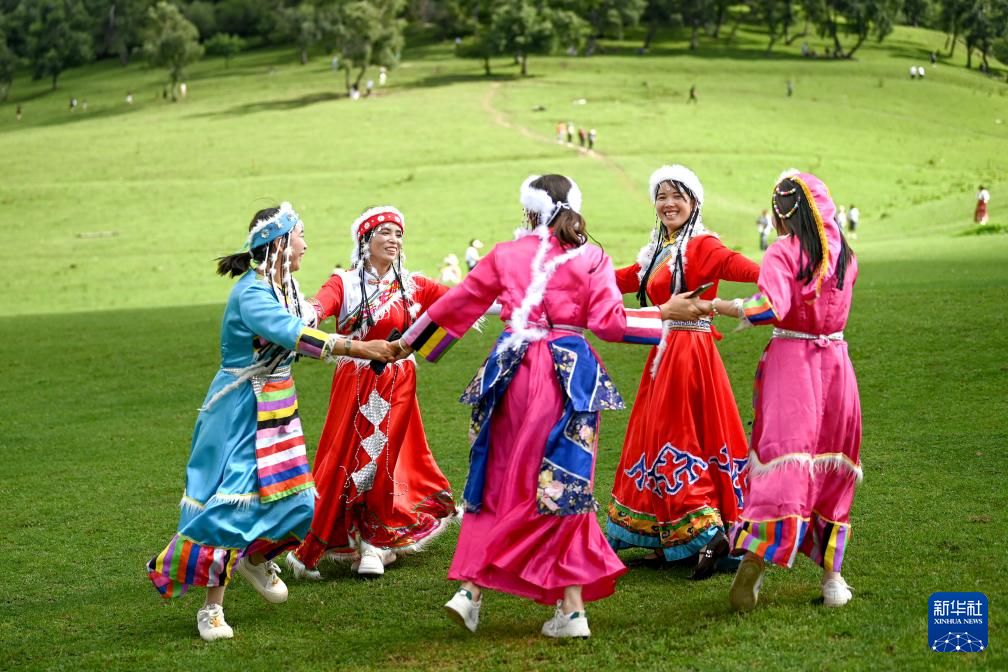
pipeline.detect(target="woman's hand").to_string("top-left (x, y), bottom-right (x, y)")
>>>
top-left (659, 292), bottom-right (707, 321)
top-left (354, 340), bottom-right (397, 362)
top-left (394, 338), bottom-right (414, 361)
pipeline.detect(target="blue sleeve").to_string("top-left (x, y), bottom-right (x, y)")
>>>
top-left (238, 280), bottom-right (307, 352)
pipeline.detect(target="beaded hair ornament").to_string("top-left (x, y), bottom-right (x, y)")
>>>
top-left (772, 169), bottom-right (831, 298)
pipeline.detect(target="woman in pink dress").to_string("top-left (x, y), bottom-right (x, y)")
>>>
top-left (398, 174), bottom-right (704, 638)
top-left (709, 171), bottom-right (860, 611)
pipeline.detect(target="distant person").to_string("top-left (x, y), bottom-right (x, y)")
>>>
top-left (69, 97), bottom-right (77, 111)
top-left (465, 239), bottom-right (483, 271)
top-left (917, 66), bottom-right (925, 79)
top-left (454, 36), bottom-right (462, 50)
top-left (163, 86), bottom-right (168, 99)
top-left (757, 209), bottom-right (772, 251)
top-left (688, 84), bottom-right (698, 104)
top-left (180, 82), bottom-right (188, 98)
top-left (801, 41), bottom-right (810, 57)
top-left (835, 205), bottom-right (847, 232)
top-left (787, 79), bottom-right (794, 97)
top-left (126, 91), bottom-right (134, 105)
top-left (578, 127), bottom-right (586, 148)
top-left (366, 79), bottom-right (374, 96)
top-left (556, 121), bottom-right (565, 144)
top-left (439, 254), bottom-right (462, 284)
top-left (379, 66), bottom-right (387, 86)
top-left (331, 56), bottom-right (339, 70)
top-left (588, 128), bottom-right (596, 151)
top-left (847, 204), bottom-right (859, 239)
top-left (975, 185), bottom-right (990, 224)
top-left (930, 51), bottom-right (937, 65)
top-left (909, 66), bottom-right (918, 79)
top-left (566, 121), bottom-right (574, 145)
top-left (349, 85), bottom-right (360, 101)
top-left (82, 99), bottom-right (88, 112)
top-left (16, 104), bottom-right (22, 121)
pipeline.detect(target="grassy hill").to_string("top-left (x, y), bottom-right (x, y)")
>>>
top-left (1, 23), bottom-right (1006, 671)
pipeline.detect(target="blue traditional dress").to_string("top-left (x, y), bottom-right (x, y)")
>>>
top-left (147, 270), bottom-right (333, 598)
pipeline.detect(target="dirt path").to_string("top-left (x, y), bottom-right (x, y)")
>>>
top-left (481, 82), bottom-right (645, 201)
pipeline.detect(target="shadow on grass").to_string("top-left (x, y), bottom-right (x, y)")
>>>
top-left (193, 90), bottom-right (345, 118)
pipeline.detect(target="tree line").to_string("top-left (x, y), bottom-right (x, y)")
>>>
top-left (1, 0), bottom-right (1006, 102)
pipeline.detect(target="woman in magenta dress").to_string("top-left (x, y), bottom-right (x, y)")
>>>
top-left (711, 171), bottom-right (860, 610)
top-left (605, 165), bottom-right (760, 578)
top-left (399, 174), bottom-right (703, 638)
top-left (286, 206), bottom-right (458, 580)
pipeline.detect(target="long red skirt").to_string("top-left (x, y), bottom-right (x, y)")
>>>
top-left (606, 328), bottom-right (749, 559)
top-left (294, 359), bottom-right (456, 568)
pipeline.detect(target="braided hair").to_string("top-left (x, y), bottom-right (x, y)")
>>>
top-left (772, 178), bottom-right (853, 289)
top-left (637, 179), bottom-right (700, 307)
top-left (353, 226), bottom-right (413, 335)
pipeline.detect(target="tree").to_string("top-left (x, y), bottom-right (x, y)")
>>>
top-left (902, 0), bottom-right (935, 27)
top-left (204, 32), bottom-right (244, 67)
top-left (963, 0), bottom-right (1008, 70)
top-left (640, 0), bottom-right (681, 50)
top-left (0, 32), bottom-right (15, 102)
top-left (938, 0), bottom-right (971, 55)
top-left (181, 1), bottom-right (217, 39)
top-left (758, 0), bottom-right (801, 51)
top-left (279, 2), bottom-right (338, 65)
top-left (489, 0), bottom-right (588, 75)
top-left (581, 0), bottom-right (647, 42)
top-left (19, 0), bottom-right (95, 89)
top-left (807, 0), bottom-right (899, 59)
top-left (331, 0), bottom-right (406, 93)
top-left (142, 1), bottom-right (203, 100)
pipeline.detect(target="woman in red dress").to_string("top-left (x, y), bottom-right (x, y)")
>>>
top-left (286, 206), bottom-right (458, 579)
top-left (605, 165), bottom-right (760, 579)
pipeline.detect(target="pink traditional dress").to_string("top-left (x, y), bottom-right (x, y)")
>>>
top-left (730, 173), bottom-right (862, 572)
top-left (403, 227), bottom-right (664, 604)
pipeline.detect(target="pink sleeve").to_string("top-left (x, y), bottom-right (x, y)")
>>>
top-left (403, 246), bottom-right (503, 361)
top-left (744, 243), bottom-right (794, 326)
top-left (588, 252), bottom-right (663, 345)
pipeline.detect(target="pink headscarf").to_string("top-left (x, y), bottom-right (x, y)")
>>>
top-left (783, 172), bottom-right (841, 301)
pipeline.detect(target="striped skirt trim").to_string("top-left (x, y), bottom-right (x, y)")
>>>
top-left (730, 513), bottom-right (850, 571)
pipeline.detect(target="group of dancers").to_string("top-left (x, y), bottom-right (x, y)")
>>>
top-left (146, 164), bottom-right (862, 642)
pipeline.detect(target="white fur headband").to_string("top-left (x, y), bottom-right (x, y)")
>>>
top-left (649, 165), bottom-right (704, 208)
top-left (519, 175), bottom-right (583, 226)
top-left (350, 205), bottom-right (405, 242)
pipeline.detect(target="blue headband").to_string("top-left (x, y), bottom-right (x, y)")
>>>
top-left (244, 202), bottom-right (300, 251)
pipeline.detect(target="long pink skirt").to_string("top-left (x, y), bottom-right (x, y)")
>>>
top-left (447, 341), bottom-right (627, 605)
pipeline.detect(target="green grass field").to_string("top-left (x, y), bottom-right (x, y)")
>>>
top-left (2, 23), bottom-right (1007, 671)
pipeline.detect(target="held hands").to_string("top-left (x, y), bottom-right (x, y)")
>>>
top-left (658, 292), bottom-right (712, 321)
top-left (394, 338), bottom-right (414, 361)
top-left (356, 339), bottom-right (397, 363)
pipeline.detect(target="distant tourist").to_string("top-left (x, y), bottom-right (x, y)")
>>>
top-left (366, 79), bottom-right (374, 96)
top-left (69, 97), bottom-right (77, 111)
top-left (180, 82), bottom-right (188, 98)
top-left (757, 208), bottom-right (772, 251)
top-left (82, 99), bottom-right (88, 112)
top-left (465, 239), bottom-right (483, 271)
top-left (16, 104), bottom-right (22, 121)
top-left (835, 205), bottom-right (847, 232)
top-left (801, 41), bottom-right (810, 57)
top-left (439, 254), bottom-right (462, 284)
top-left (975, 185), bottom-right (990, 224)
top-left (379, 66), bottom-right (387, 86)
top-left (588, 128), bottom-right (596, 151)
top-left (578, 127), bottom-right (586, 148)
top-left (163, 86), bottom-right (168, 99)
top-left (688, 84), bottom-right (698, 104)
top-left (331, 56), bottom-right (339, 70)
top-left (787, 79), bottom-right (794, 97)
top-left (566, 121), bottom-right (574, 144)
top-left (349, 85), bottom-right (360, 100)
top-left (930, 51), bottom-right (937, 65)
top-left (917, 66), bottom-right (925, 79)
top-left (126, 91), bottom-right (134, 105)
top-left (556, 121), bottom-right (565, 144)
top-left (848, 204), bottom-right (859, 239)
top-left (909, 66), bottom-right (918, 79)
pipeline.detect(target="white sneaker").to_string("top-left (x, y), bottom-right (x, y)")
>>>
top-left (285, 552), bottom-right (322, 581)
top-left (822, 577), bottom-right (854, 607)
top-left (541, 601), bottom-right (591, 639)
top-left (443, 588), bottom-right (481, 633)
top-left (236, 556), bottom-right (288, 603)
top-left (729, 555), bottom-right (766, 612)
top-left (196, 603), bottom-right (234, 642)
top-left (355, 544), bottom-right (396, 577)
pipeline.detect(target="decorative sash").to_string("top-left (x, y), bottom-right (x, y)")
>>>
top-left (460, 333), bottom-right (623, 516)
top-left (251, 368), bottom-right (314, 503)
top-left (339, 278), bottom-right (403, 336)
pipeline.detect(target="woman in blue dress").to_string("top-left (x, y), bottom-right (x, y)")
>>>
top-left (146, 203), bottom-right (396, 641)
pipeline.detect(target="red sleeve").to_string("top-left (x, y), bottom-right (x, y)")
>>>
top-left (413, 275), bottom-right (450, 313)
top-left (692, 236), bottom-right (760, 284)
top-left (614, 263), bottom-right (642, 295)
top-left (309, 274), bottom-right (344, 323)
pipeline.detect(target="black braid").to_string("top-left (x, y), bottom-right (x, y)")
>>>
top-left (390, 255), bottom-right (412, 329)
top-left (668, 208), bottom-right (699, 296)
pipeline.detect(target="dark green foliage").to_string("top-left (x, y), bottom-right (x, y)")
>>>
top-left (204, 31), bottom-right (244, 67)
top-left (142, 0), bottom-right (203, 99)
top-left (17, 0), bottom-right (95, 89)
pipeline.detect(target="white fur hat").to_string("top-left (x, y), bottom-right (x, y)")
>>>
top-left (520, 174), bottom-right (583, 226)
top-left (649, 165), bottom-right (704, 207)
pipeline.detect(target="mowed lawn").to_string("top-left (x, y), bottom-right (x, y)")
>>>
top-left (1, 23), bottom-right (1007, 671)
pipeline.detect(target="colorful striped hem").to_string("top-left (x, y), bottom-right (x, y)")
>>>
top-left (295, 327), bottom-right (329, 359)
top-left (742, 292), bottom-right (777, 326)
top-left (403, 312), bottom-right (458, 362)
top-left (254, 377), bottom-right (314, 502)
top-left (799, 515), bottom-right (851, 572)
top-left (146, 534), bottom-right (240, 599)
top-left (731, 516), bottom-right (808, 568)
top-left (622, 307), bottom-right (663, 345)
